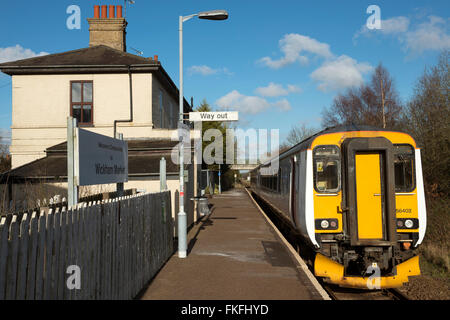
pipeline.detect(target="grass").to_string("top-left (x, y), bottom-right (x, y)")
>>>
top-left (418, 196), bottom-right (450, 279)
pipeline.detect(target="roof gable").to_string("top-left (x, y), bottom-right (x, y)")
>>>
top-left (0, 45), bottom-right (192, 112)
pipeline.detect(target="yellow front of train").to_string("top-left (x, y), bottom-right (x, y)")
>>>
top-left (309, 130), bottom-right (426, 289)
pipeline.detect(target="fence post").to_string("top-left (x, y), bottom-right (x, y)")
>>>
top-left (16, 213), bottom-right (30, 300)
top-left (0, 216), bottom-right (9, 300)
top-left (6, 215), bottom-right (19, 300)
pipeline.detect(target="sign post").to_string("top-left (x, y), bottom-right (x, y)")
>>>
top-left (76, 129), bottom-right (128, 186)
top-left (189, 111), bottom-right (238, 122)
top-left (67, 117), bottom-right (78, 208)
top-left (190, 111), bottom-right (239, 196)
top-left (67, 116), bottom-right (128, 205)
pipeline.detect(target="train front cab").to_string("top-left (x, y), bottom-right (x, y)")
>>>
top-left (311, 131), bottom-right (425, 289)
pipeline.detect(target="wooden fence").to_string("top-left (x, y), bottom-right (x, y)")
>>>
top-left (1, 189), bottom-right (138, 217)
top-left (0, 191), bottom-right (173, 300)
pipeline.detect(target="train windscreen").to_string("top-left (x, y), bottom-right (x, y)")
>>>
top-left (394, 144), bottom-right (415, 192)
top-left (313, 146), bottom-right (341, 193)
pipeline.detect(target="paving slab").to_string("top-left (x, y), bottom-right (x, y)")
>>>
top-left (141, 189), bottom-right (324, 300)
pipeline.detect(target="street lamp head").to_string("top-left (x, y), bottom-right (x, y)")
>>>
top-left (198, 10), bottom-right (229, 21)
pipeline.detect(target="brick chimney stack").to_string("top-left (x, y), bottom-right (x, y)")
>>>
top-left (87, 5), bottom-right (127, 51)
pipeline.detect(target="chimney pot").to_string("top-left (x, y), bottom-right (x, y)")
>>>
top-left (101, 5), bottom-right (108, 18)
top-left (94, 5), bottom-right (100, 18)
top-left (116, 5), bottom-right (123, 18)
top-left (109, 5), bottom-right (115, 18)
top-left (88, 5), bottom-right (127, 51)
top-left (154, 55), bottom-right (158, 61)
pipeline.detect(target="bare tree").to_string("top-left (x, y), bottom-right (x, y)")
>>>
top-left (402, 51), bottom-right (449, 196)
top-left (0, 136), bottom-right (10, 173)
top-left (371, 64), bottom-right (403, 128)
top-left (285, 123), bottom-right (319, 147)
top-left (322, 63), bottom-right (402, 129)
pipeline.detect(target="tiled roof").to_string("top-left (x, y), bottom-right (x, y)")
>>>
top-left (0, 45), bottom-right (192, 112)
top-left (0, 45), bottom-right (157, 68)
top-left (0, 139), bottom-right (194, 183)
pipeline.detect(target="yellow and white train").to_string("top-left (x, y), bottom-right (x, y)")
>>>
top-left (250, 125), bottom-right (426, 288)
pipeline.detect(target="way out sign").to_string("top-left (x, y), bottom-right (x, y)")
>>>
top-left (189, 111), bottom-right (239, 122)
top-left (76, 128), bottom-right (128, 186)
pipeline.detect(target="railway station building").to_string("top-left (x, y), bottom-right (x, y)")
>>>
top-left (0, 5), bottom-right (200, 228)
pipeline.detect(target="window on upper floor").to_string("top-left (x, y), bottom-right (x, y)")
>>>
top-left (71, 81), bottom-right (93, 125)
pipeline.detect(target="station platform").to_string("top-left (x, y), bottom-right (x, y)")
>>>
top-left (140, 188), bottom-right (328, 300)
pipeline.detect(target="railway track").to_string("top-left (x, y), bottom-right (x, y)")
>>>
top-left (321, 283), bottom-right (409, 300)
top-left (247, 188), bottom-right (411, 301)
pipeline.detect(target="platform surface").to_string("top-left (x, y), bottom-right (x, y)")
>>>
top-left (140, 189), bottom-right (324, 300)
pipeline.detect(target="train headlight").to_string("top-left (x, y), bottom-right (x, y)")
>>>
top-left (405, 219), bottom-right (414, 228)
top-left (315, 219), bottom-right (338, 230)
top-left (396, 218), bottom-right (418, 229)
top-left (320, 220), bottom-right (329, 229)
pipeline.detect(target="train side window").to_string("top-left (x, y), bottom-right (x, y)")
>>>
top-left (313, 145), bottom-right (341, 193)
top-left (394, 144), bottom-right (415, 192)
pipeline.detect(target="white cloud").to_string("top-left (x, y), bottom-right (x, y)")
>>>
top-left (403, 16), bottom-right (450, 54)
top-left (254, 82), bottom-right (302, 97)
top-left (310, 55), bottom-right (373, 92)
top-left (215, 90), bottom-right (292, 114)
top-left (381, 16), bottom-right (411, 34)
top-left (0, 45), bottom-right (48, 63)
top-left (287, 84), bottom-right (302, 93)
top-left (216, 90), bottom-right (271, 114)
top-left (354, 15), bottom-right (450, 55)
top-left (354, 16), bottom-right (410, 40)
top-left (256, 33), bottom-right (377, 93)
top-left (273, 99), bottom-right (292, 111)
top-left (258, 33), bottom-right (333, 69)
top-left (188, 65), bottom-right (233, 76)
top-left (188, 65), bottom-right (216, 76)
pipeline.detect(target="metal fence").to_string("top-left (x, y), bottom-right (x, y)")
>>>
top-left (0, 191), bottom-right (173, 300)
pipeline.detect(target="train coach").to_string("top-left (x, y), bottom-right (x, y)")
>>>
top-left (250, 125), bottom-right (426, 289)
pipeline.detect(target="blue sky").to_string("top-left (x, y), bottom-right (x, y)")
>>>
top-left (0, 0), bottom-right (449, 144)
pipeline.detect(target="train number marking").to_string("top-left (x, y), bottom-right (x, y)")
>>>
top-left (396, 208), bottom-right (412, 214)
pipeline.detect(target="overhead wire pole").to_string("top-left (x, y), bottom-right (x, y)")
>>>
top-left (178, 14), bottom-right (187, 258)
top-left (177, 10), bottom-right (229, 259)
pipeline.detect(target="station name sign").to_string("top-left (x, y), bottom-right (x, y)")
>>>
top-left (189, 111), bottom-right (239, 122)
top-left (76, 128), bottom-right (128, 186)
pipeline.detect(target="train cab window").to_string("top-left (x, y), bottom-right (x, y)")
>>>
top-left (394, 145), bottom-right (415, 192)
top-left (313, 146), bottom-right (341, 193)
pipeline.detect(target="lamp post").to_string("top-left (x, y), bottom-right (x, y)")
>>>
top-left (178, 9), bottom-right (229, 259)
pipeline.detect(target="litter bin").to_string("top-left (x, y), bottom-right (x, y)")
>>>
top-left (191, 196), bottom-right (210, 217)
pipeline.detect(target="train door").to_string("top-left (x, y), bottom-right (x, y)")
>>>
top-left (342, 137), bottom-right (397, 246)
top-left (290, 156), bottom-right (298, 226)
top-left (355, 152), bottom-right (384, 239)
